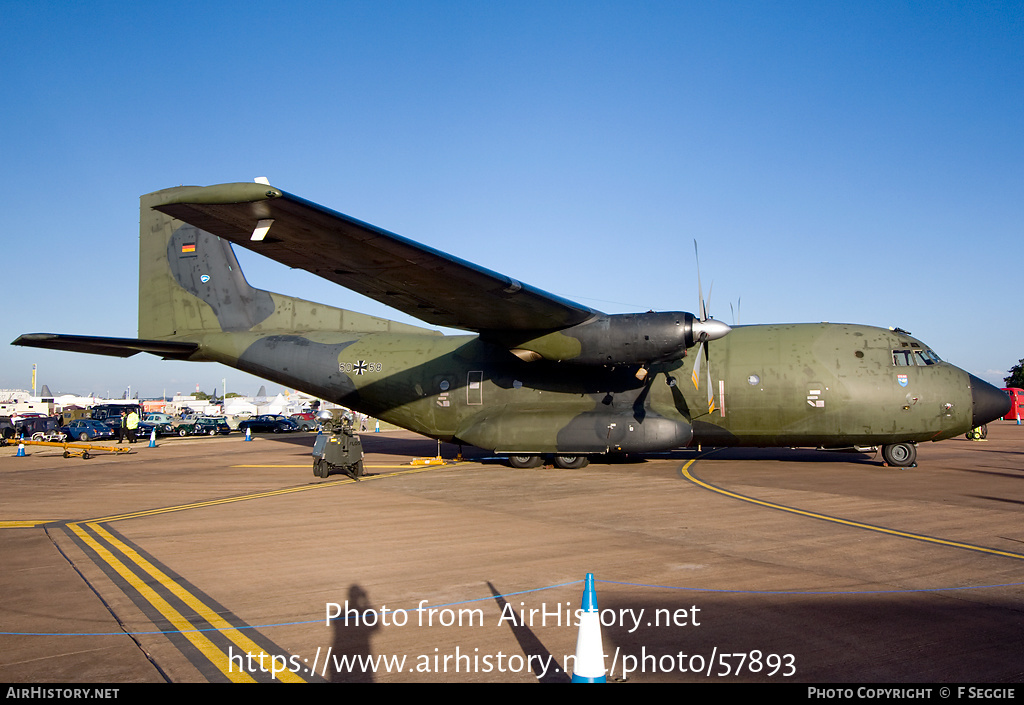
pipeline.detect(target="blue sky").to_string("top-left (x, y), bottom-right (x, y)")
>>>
top-left (2, 1), bottom-right (1021, 397)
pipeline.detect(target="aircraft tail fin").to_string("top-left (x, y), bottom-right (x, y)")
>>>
top-left (138, 187), bottom-right (433, 340)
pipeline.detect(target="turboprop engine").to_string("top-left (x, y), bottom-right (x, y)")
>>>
top-left (497, 311), bottom-right (731, 365)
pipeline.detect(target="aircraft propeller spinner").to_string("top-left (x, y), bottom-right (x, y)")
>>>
top-left (691, 241), bottom-right (731, 414)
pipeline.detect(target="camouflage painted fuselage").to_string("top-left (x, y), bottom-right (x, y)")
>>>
top-left (186, 322), bottom-right (974, 454)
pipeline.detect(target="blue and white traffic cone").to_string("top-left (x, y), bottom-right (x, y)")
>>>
top-left (374, 419), bottom-right (380, 433)
top-left (148, 429), bottom-right (157, 448)
top-left (16, 441), bottom-right (26, 457)
top-left (571, 573), bottom-right (606, 683)
top-left (244, 427), bottom-right (252, 442)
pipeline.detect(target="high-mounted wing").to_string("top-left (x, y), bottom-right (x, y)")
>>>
top-left (151, 183), bottom-right (599, 333)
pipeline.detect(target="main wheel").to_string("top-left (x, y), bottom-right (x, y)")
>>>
top-left (554, 455), bottom-right (590, 469)
top-left (507, 454), bottom-right (543, 469)
top-left (881, 442), bottom-right (917, 467)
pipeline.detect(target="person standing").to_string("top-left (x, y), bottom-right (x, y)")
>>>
top-left (126, 409), bottom-right (140, 443)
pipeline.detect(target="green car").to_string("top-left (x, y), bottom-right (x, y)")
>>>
top-left (176, 417), bottom-right (231, 436)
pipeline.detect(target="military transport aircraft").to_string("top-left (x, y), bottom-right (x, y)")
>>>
top-left (14, 182), bottom-right (1010, 468)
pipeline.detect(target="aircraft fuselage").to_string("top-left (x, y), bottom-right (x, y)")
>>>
top-left (191, 321), bottom-right (978, 455)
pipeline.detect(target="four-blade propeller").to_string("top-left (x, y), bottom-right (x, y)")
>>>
top-left (690, 241), bottom-right (731, 414)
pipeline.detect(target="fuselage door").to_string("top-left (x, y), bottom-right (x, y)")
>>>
top-left (467, 371), bottom-right (483, 405)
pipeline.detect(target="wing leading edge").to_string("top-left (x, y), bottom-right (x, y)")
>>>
top-left (150, 183), bottom-right (599, 333)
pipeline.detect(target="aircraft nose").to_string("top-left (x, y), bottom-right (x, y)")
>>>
top-left (969, 374), bottom-right (1011, 427)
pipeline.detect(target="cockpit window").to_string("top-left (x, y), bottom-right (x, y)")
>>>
top-left (893, 349), bottom-right (942, 366)
top-left (893, 350), bottom-right (914, 366)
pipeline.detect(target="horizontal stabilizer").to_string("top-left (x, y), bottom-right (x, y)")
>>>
top-left (12, 333), bottom-right (198, 360)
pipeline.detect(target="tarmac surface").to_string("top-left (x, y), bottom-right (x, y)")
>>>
top-left (1, 423), bottom-right (1022, 683)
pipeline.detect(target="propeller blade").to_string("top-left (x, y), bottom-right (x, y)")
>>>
top-left (691, 341), bottom-right (703, 390)
top-left (694, 240), bottom-right (707, 321)
top-left (707, 363), bottom-right (715, 414)
top-left (692, 239), bottom-right (727, 416)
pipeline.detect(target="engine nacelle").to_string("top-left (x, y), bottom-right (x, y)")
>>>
top-left (497, 311), bottom-right (728, 365)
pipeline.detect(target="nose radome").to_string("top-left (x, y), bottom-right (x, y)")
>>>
top-left (969, 375), bottom-right (1011, 427)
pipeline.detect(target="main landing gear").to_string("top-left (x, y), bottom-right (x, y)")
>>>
top-left (880, 442), bottom-right (917, 467)
top-left (505, 454), bottom-right (590, 469)
top-left (507, 454), bottom-right (543, 468)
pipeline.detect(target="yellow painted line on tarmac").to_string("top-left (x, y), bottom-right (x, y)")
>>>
top-left (68, 522), bottom-right (257, 683)
top-left (83, 522), bottom-right (306, 683)
top-left (29, 463), bottom-right (444, 681)
top-left (680, 458), bottom-right (1024, 562)
top-left (88, 466), bottom-right (438, 524)
top-left (3, 466), bottom-right (444, 526)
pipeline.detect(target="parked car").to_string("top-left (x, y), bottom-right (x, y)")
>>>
top-left (195, 417), bottom-right (231, 435)
top-left (289, 412), bottom-right (319, 431)
top-left (89, 404), bottom-right (142, 424)
top-left (172, 413), bottom-right (201, 429)
top-left (61, 419), bottom-right (116, 442)
top-left (140, 413), bottom-right (174, 436)
top-left (137, 421), bottom-right (170, 438)
top-left (238, 415), bottom-right (299, 434)
top-left (17, 416), bottom-right (66, 442)
top-left (175, 417), bottom-right (231, 436)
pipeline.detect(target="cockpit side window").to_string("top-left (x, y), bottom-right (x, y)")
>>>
top-left (892, 350), bottom-right (914, 366)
